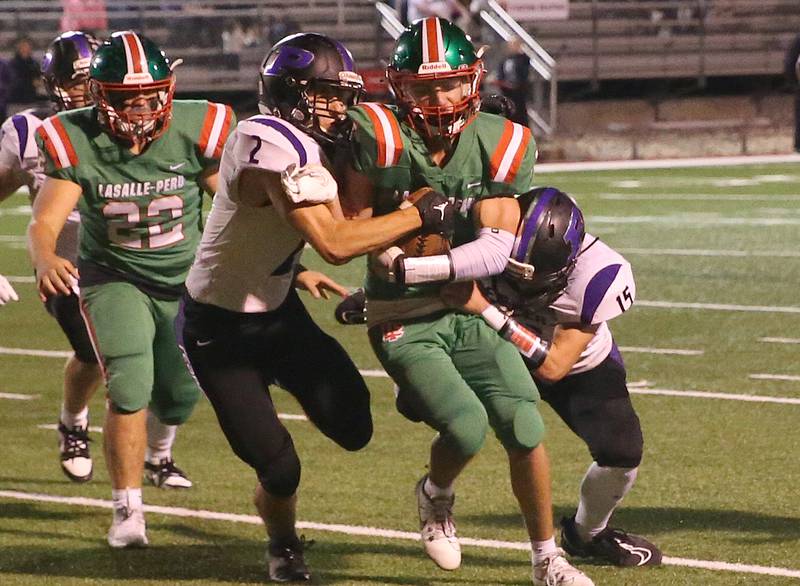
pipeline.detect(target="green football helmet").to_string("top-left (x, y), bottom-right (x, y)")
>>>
top-left (89, 31), bottom-right (175, 143)
top-left (387, 17), bottom-right (484, 138)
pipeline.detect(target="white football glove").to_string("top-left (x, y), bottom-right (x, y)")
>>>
top-left (0, 274), bottom-right (19, 305)
top-left (280, 163), bottom-right (337, 205)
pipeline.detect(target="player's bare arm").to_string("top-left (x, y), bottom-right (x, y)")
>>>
top-left (0, 166), bottom-right (25, 202)
top-left (536, 324), bottom-right (597, 383)
top-left (237, 164), bottom-right (448, 265)
top-left (27, 176), bottom-right (82, 299)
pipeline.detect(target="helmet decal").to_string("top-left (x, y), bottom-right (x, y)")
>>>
top-left (119, 32), bottom-right (153, 83)
top-left (258, 33), bottom-right (364, 145)
top-left (421, 17), bottom-right (447, 71)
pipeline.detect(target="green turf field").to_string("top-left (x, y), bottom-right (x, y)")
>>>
top-left (1, 161), bottom-right (799, 585)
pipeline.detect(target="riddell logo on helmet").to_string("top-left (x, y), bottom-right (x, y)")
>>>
top-left (418, 62), bottom-right (451, 74)
top-left (123, 72), bottom-right (155, 84)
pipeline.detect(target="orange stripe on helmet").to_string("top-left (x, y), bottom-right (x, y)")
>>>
top-left (424, 17), bottom-right (441, 63)
top-left (121, 32), bottom-right (145, 74)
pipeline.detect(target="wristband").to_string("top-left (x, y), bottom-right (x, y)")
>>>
top-left (499, 317), bottom-right (550, 368)
top-left (400, 254), bottom-right (454, 285)
top-left (480, 304), bottom-right (509, 331)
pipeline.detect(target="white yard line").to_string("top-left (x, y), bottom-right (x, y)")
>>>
top-left (536, 153), bottom-right (800, 173)
top-left (599, 193), bottom-right (800, 201)
top-left (619, 248), bottom-right (800, 258)
top-left (0, 490), bottom-right (798, 579)
top-left (630, 388), bottom-right (800, 405)
top-left (749, 374), bottom-right (800, 382)
top-left (37, 423), bottom-right (104, 433)
top-left (4, 276), bottom-right (35, 283)
top-left (636, 300), bottom-right (800, 314)
top-left (619, 346), bottom-right (703, 356)
top-left (0, 235), bottom-right (26, 241)
top-left (589, 215), bottom-right (800, 226)
top-left (759, 337), bottom-right (800, 344)
top-left (0, 347), bottom-right (72, 358)
top-left (358, 369), bottom-right (391, 378)
top-left (0, 392), bottom-right (38, 400)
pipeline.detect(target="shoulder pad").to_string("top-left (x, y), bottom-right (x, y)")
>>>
top-left (577, 261), bottom-right (635, 324)
top-left (197, 102), bottom-right (235, 160)
top-left (486, 117), bottom-right (534, 184)
top-left (233, 115), bottom-right (322, 173)
top-left (36, 114), bottom-right (78, 170)
top-left (348, 103), bottom-right (404, 168)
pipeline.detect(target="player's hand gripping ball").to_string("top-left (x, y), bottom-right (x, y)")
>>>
top-left (396, 186), bottom-right (452, 257)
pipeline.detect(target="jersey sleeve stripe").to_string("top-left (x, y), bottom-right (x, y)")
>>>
top-left (580, 264), bottom-right (622, 324)
top-left (362, 103), bottom-right (402, 167)
top-left (251, 117), bottom-right (309, 166)
top-left (491, 122), bottom-right (528, 183)
top-left (504, 126), bottom-right (532, 184)
top-left (40, 117), bottom-right (78, 169)
top-left (202, 103), bottom-right (231, 159)
top-left (11, 115), bottom-right (28, 161)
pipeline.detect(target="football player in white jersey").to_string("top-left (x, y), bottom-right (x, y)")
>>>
top-left (178, 33), bottom-right (454, 582)
top-left (0, 31), bottom-right (192, 490)
top-left (443, 187), bottom-right (662, 568)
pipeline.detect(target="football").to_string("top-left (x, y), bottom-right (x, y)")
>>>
top-left (396, 187), bottom-right (451, 257)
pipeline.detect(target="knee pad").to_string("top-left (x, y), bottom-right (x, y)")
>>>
top-left (593, 435), bottom-right (643, 469)
top-left (148, 387), bottom-right (201, 426)
top-left (257, 445), bottom-right (302, 498)
top-left (496, 401), bottom-right (546, 451)
top-left (439, 406), bottom-right (489, 459)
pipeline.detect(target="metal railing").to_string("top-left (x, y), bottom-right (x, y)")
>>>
top-left (480, 0), bottom-right (558, 135)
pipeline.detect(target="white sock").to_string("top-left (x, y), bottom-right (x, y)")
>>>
top-left (531, 537), bottom-right (558, 564)
top-left (145, 410), bottom-right (177, 463)
top-left (424, 476), bottom-right (454, 499)
top-left (60, 405), bottom-right (89, 429)
top-left (574, 463), bottom-right (638, 541)
top-left (112, 487), bottom-right (143, 510)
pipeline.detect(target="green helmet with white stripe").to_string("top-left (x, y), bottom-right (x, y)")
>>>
top-left (89, 31), bottom-right (175, 144)
top-left (387, 17), bottom-right (484, 139)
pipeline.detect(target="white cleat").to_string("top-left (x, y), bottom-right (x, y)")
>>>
top-left (57, 422), bottom-right (92, 483)
top-left (415, 475), bottom-right (461, 570)
top-left (107, 505), bottom-right (148, 549)
top-left (533, 548), bottom-right (594, 586)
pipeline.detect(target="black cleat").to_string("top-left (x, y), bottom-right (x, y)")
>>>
top-left (334, 288), bottom-right (367, 325)
top-left (266, 536), bottom-right (313, 582)
top-left (561, 515), bottom-right (662, 567)
top-left (144, 457), bottom-right (193, 489)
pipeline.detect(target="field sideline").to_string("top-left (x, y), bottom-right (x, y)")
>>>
top-left (1, 155), bottom-right (799, 585)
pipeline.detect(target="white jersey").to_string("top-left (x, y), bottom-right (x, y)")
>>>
top-left (513, 235), bottom-right (635, 374)
top-left (186, 114), bottom-right (326, 313)
top-left (0, 109), bottom-right (80, 263)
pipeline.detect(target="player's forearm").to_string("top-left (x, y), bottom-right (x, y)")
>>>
top-left (27, 220), bottom-right (61, 266)
top-left (0, 169), bottom-right (23, 202)
top-left (311, 207), bottom-right (421, 264)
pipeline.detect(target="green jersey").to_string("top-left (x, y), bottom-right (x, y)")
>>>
top-left (37, 100), bottom-right (235, 289)
top-left (347, 103), bottom-right (536, 310)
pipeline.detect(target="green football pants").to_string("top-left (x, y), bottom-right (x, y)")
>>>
top-left (369, 312), bottom-right (545, 456)
top-left (80, 281), bottom-right (199, 424)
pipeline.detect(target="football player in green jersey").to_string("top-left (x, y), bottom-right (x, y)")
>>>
top-left (28, 31), bottom-right (236, 548)
top-left (339, 17), bottom-right (593, 586)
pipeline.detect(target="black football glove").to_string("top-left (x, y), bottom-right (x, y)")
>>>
top-left (411, 190), bottom-right (454, 235)
top-left (334, 288), bottom-right (367, 325)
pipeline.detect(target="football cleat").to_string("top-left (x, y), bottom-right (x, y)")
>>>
top-left (144, 457), bottom-right (193, 489)
top-left (266, 535), bottom-right (313, 582)
top-left (57, 422), bottom-right (93, 482)
top-left (561, 515), bottom-right (662, 567)
top-left (532, 548), bottom-right (594, 586)
top-left (334, 288), bottom-right (367, 325)
top-left (415, 475), bottom-right (461, 570)
top-left (107, 505), bottom-right (148, 548)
